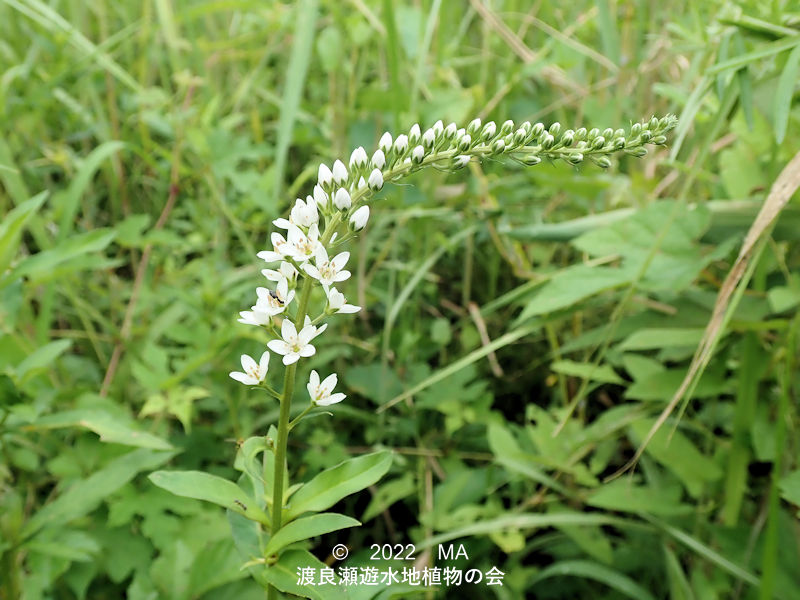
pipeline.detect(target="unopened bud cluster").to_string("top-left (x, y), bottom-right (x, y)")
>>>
top-left (232, 114), bottom-right (676, 405)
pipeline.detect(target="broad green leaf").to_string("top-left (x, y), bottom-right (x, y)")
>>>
top-left (779, 470), bottom-right (800, 510)
top-left (10, 229), bottom-right (117, 282)
top-left (625, 367), bottom-right (729, 402)
top-left (28, 409), bottom-right (172, 450)
top-left (285, 452), bottom-right (392, 521)
top-left (14, 339), bottom-right (72, 381)
top-left (487, 423), bottom-right (569, 494)
top-left (264, 513), bottom-right (360, 557)
top-left (551, 359), bottom-right (625, 384)
top-left (263, 549), bottom-right (349, 600)
top-left (530, 560), bottom-right (657, 600)
top-left (618, 328), bottom-right (705, 351)
top-left (0, 191), bottom-right (48, 278)
top-left (773, 43), bottom-right (800, 144)
top-left (149, 470), bottom-right (270, 525)
top-left (517, 264), bottom-right (634, 321)
top-left (587, 479), bottom-right (692, 516)
top-left (628, 419), bottom-right (722, 497)
top-left (22, 449), bottom-right (174, 540)
top-left (362, 473), bottom-right (416, 522)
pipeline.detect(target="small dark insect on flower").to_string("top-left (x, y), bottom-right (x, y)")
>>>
top-left (268, 289), bottom-right (284, 305)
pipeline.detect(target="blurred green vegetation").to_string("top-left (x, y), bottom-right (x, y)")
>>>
top-left (1, 0), bottom-right (800, 598)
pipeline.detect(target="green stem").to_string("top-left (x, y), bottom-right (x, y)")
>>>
top-left (267, 214), bottom-right (342, 597)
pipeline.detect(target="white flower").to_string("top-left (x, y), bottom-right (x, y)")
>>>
top-left (257, 232), bottom-right (290, 263)
top-left (349, 146), bottom-right (368, 169)
top-left (262, 261), bottom-right (298, 284)
top-left (411, 145), bottom-right (425, 163)
top-left (409, 123), bottom-right (421, 143)
top-left (238, 309), bottom-right (271, 327)
top-left (379, 132), bottom-right (393, 153)
top-left (333, 188), bottom-right (351, 210)
top-left (394, 134), bottom-right (408, 154)
top-left (422, 128), bottom-right (435, 147)
top-left (481, 121), bottom-right (496, 139)
top-left (284, 223), bottom-right (321, 263)
top-left (454, 155), bottom-right (471, 168)
top-left (229, 351), bottom-right (270, 385)
top-left (273, 196), bottom-right (318, 229)
top-left (326, 287), bottom-right (360, 314)
top-left (318, 163), bottom-right (333, 187)
top-left (444, 122), bottom-right (457, 138)
top-left (368, 168), bottom-right (383, 191)
top-left (371, 149), bottom-right (385, 170)
top-left (350, 205), bottom-right (369, 231)
top-left (302, 246), bottom-right (351, 287)
top-left (254, 278), bottom-right (295, 316)
top-left (332, 159), bottom-right (348, 184)
top-left (433, 120), bottom-right (444, 136)
top-left (268, 319), bottom-right (324, 365)
top-left (307, 370), bottom-right (346, 406)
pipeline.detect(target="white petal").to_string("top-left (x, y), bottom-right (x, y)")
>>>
top-left (298, 344), bottom-right (316, 358)
top-left (267, 340), bottom-right (290, 355)
top-left (317, 392), bottom-right (346, 406)
top-left (230, 371), bottom-right (257, 385)
top-left (258, 351), bottom-right (270, 377)
top-left (320, 373), bottom-right (338, 392)
top-left (281, 319), bottom-right (298, 341)
top-left (283, 353), bottom-right (299, 365)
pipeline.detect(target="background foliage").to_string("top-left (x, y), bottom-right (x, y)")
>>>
top-left (1, 0), bottom-right (800, 598)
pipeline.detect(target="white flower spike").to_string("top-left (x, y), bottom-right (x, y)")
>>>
top-left (229, 351), bottom-right (270, 385)
top-left (307, 370), bottom-right (346, 406)
top-left (267, 320), bottom-right (319, 365)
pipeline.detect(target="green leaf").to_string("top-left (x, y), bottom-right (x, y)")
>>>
top-left (28, 409), bottom-right (172, 450)
top-left (264, 549), bottom-right (349, 599)
top-left (587, 479), bottom-right (692, 516)
top-left (264, 513), bottom-right (360, 557)
top-left (362, 473), bottom-right (416, 522)
top-left (628, 419), bottom-right (722, 497)
top-left (551, 359), bottom-right (625, 384)
top-left (773, 43), bottom-right (800, 144)
top-left (487, 423), bottom-right (568, 494)
top-left (14, 339), bottom-right (72, 381)
top-left (285, 452), bottom-right (392, 521)
top-left (0, 191), bottom-right (48, 279)
top-left (531, 560), bottom-right (657, 600)
top-left (516, 265), bottom-right (634, 321)
top-left (618, 328), bottom-right (705, 351)
top-left (22, 449), bottom-right (174, 541)
top-left (149, 470), bottom-right (270, 525)
top-left (10, 229), bottom-right (117, 283)
top-left (779, 470), bottom-right (800, 510)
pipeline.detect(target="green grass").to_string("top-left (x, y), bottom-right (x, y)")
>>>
top-left (1, 0), bottom-right (800, 598)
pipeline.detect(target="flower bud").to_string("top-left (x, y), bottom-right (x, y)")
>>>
top-left (520, 121), bottom-right (531, 133)
top-left (513, 128), bottom-right (527, 144)
top-left (349, 205), bottom-right (369, 230)
top-left (379, 132), bottom-right (393, 153)
top-left (411, 145), bottom-right (425, 164)
top-left (531, 122), bottom-right (545, 138)
top-left (433, 120), bottom-right (444, 136)
top-left (394, 134), bottom-right (409, 154)
top-left (313, 184), bottom-right (329, 209)
top-left (458, 134), bottom-right (472, 151)
top-left (630, 123), bottom-right (642, 137)
top-left (481, 121), bottom-right (496, 140)
top-left (640, 130), bottom-right (652, 143)
top-left (358, 176), bottom-right (367, 190)
top-left (500, 120), bottom-right (514, 136)
top-left (649, 116), bottom-right (659, 130)
top-left (588, 128), bottom-right (600, 139)
top-left (566, 152), bottom-right (583, 165)
top-left (602, 128), bottom-right (614, 139)
top-left (444, 122), bottom-right (457, 139)
top-left (503, 133), bottom-right (514, 146)
top-left (318, 163), bottom-right (333, 188)
top-left (409, 123), bottom-right (421, 143)
top-left (371, 149), bottom-right (386, 170)
top-left (595, 156), bottom-right (612, 168)
top-left (368, 168), bottom-right (383, 190)
top-left (614, 128), bottom-right (625, 139)
top-left (422, 128), bottom-right (435, 148)
top-left (626, 147), bottom-right (647, 157)
top-left (575, 127), bottom-right (587, 140)
top-left (349, 146), bottom-right (368, 169)
top-left (548, 122), bottom-right (561, 137)
top-left (521, 154), bottom-right (541, 166)
top-left (652, 135), bottom-right (667, 145)
top-left (541, 133), bottom-right (555, 149)
top-left (334, 188), bottom-right (351, 210)
top-left (591, 136), bottom-right (606, 149)
top-left (613, 137), bottom-right (626, 150)
top-left (452, 154), bottom-right (470, 169)
top-left (467, 118), bottom-right (481, 135)
top-left (560, 130), bottom-right (574, 146)
top-left (332, 159), bottom-right (348, 184)
top-left (491, 138), bottom-right (505, 153)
